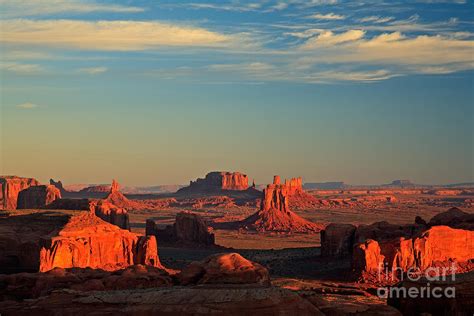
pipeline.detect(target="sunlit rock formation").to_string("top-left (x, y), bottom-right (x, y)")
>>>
top-left (320, 208), bottom-right (474, 282)
top-left (177, 171), bottom-right (249, 194)
top-left (0, 176), bottom-right (40, 210)
top-left (0, 210), bottom-right (161, 273)
top-left (241, 176), bottom-right (323, 233)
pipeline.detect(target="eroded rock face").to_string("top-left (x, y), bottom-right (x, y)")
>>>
top-left (147, 211), bottom-right (215, 246)
top-left (0, 210), bottom-right (161, 273)
top-left (285, 177), bottom-right (303, 195)
top-left (321, 223), bottom-right (356, 257)
top-left (104, 179), bottom-right (134, 209)
top-left (178, 253), bottom-right (270, 286)
top-left (0, 176), bottom-right (40, 210)
top-left (241, 176), bottom-right (323, 233)
top-left (321, 208), bottom-right (474, 283)
top-left (39, 212), bottom-right (162, 272)
top-left (89, 200), bottom-right (130, 230)
top-left (178, 171), bottom-right (249, 194)
top-left (49, 178), bottom-right (67, 195)
top-left (17, 185), bottom-right (61, 209)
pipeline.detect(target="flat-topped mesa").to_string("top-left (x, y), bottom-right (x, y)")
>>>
top-left (242, 176), bottom-right (323, 233)
top-left (147, 211), bottom-right (215, 246)
top-left (0, 176), bottom-right (40, 210)
top-left (17, 185), bottom-right (61, 209)
top-left (0, 210), bottom-right (162, 273)
top-left (178, 171), bottom-right (249, 194)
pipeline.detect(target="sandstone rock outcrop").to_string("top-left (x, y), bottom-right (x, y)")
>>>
top-left (321, 208), bottom-right (474, 283)
top-left (241, 176), bottom-right (323, 233)
top-left (428, 207), bottom-right (474, 230)
top-left (88, 200), bottom-right (130, 230)
top-left (104, 179), bottom-right (134, 209)
top-left (285, 177), bottom-right (304, 195)
top-left (0, 176), bottom-right (39, 210)
top-left (0, 210), bottom-right (161, 273)
top-left (17, 185), bottom-right (61, 209)
top-left (178, 171), bottom-right (249, 194)
top-left (178, 253), bottom-right (270, 286)
top-left (49, 178), bottom-right (67, 195)
top-left (39, 212), bottom-right (161, 272)
top-left (147, 211), bottom-right (215, 246)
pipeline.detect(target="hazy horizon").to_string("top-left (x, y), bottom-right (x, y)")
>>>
top-left (1, 0), bottom-right (473, 186)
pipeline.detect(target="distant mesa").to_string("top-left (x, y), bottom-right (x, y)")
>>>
top-left (241, 176), bottom-right (323, 233)
top-left (147, 211), bottom-right (215, 247)
top-left (0, 176), bottom-right (40, 210)
top-left (79, 184), bottom-right (111, 193)
top-left (17, 185), bottom-right (61, 209)
top-left (388, 179), bottom-right (414, 187)
top-left (303, 182), bottom-right (346, 190)
top-left (178, 171), bottom-right (249, 194)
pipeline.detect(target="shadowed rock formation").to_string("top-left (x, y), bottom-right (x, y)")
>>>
top-left (387, 271), bottom-right (474, 315)
top-left (17, 185), bottom-right (61, 209)
top-left (178, 253), bottom-right (270, 286)
top-left (0, 210), bottom-right (161, 273)
top-left (0, 176), bottom-right (40, 210)
top-left (49, 178), bottom-right (67, 195)
top-left (321, 223), bottom-right (356, 257)
top-left (147, 211), bottom-right (215, 246)
top-left (241, 176), bottom-right (323, 233)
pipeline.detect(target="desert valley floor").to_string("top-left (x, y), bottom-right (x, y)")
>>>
top-left (0, 173), bottom-right (473, 315)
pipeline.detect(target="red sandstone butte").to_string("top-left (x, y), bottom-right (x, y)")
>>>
top-left (17, 185), bottom-right (61, 209)
top-left (0, 209), bottom-right (161, 273)
top-left (104, 179), bottom-right (134, 208)
top-left (242, 176), bottom-right (323, 233)
top-left (178, 171), bottom-right (249, 194)
top-left (0, 176), bottom-right (40, 210)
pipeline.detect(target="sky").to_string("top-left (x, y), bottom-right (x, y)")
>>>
top-left (0, 0), bottom-right (473, 186)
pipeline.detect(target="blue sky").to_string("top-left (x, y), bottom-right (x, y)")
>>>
top-left (0, 0), bottom-right (473, 186)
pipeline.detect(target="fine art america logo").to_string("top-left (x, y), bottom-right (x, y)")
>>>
top-left (377, 263), bottom-right (457, 299)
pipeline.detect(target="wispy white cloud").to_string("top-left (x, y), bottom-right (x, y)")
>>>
top-left (188, 2), bottom-right (263, 12)
top-left (1, 19), bottom-right (242, 51)
top-left (298, 30), bottom-right (474, 74)
top-left (77, 66), bottom-right (108, 74)
top-left (358, 16), bottom-right (395, 24)
top-left (301, 30), bottom-right (365, 48)
top-left (309, 13), bottom-right (346, 20)
top-left (15, 102), bottom-right (40, 109)
top-left (0, 62), bottom-right (44, 74)
top-left (0, 0), bottom-right (144, 18)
